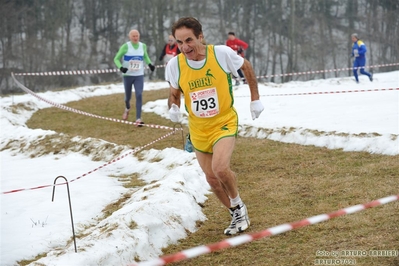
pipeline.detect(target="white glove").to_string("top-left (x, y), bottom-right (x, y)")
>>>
top-left (169, 103), bottom-right (182, 122)
top-left (353, 49), bottom-right (359, 57)
top-left (250, 100), bottom-right (264, 120)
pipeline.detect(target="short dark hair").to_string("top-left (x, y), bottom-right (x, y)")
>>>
top-left (228, 32), bottom-right (235, 36)
top-left (172, 17), bottom-right (203, 39)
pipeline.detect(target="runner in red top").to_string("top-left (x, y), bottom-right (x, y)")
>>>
top-left (159, 35), bottom-right (181, 64)
top-left (159, 35), bottom-right (181, 80)
top-left (226, 32), bottom-right (249, 85)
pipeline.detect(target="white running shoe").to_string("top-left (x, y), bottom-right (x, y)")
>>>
top-left (224, 203), bottom-right (250, 235)
top-left (135, 118), bottom-right (144, 127)
top-left (122, 109), bottom-right (130, 120)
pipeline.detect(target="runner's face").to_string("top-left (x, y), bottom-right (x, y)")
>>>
top-left (174, 27), bottom-right (205, 61)
top-left (129, 31), bottom-right (140, 44)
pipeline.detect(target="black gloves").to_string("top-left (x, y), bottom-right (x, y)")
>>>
top-left (237, 48), bottom-right (243, 54)
top-left (148, 64), bottom-right (155, 72)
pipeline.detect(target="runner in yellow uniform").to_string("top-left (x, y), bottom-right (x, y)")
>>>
top-left (177, 45), bottom-right (238, 153)
top-left (166, 17), bottom-right (264, 235)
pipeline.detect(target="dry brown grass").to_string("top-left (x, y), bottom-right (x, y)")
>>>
top-left (164, 140), bottom-right (399, 266)
top-left (27, 87), bottom-right (399, 266)
top-left (26, 88), bottom-right (186, 151)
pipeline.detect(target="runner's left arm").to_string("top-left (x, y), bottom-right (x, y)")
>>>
top-left (241, 59), bottom-right (260, 101)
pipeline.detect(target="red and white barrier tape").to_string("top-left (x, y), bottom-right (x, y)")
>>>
top-left (12, 63), bottom-right (399, 78)
top-left (234, 87), bottom-right (399, 98)
top-left (13, 69), bottom-right (118, 76)
top-left (262, 87), bottom-right (399, 97)
top-left (1, 130), bottom-right (177, 194)
top-left (13, 65), bottom-right (163, 76)
top-left (129, 194), bottom-right (399, 266)
top-left (11, 73), bottom-right (177, 130)
top-left (254, 62), bottom-right (399, 80)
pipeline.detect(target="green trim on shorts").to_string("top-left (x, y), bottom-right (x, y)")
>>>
top-left (195, 134), bottom-right (237, 154)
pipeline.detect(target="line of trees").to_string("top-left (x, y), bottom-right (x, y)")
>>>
top-left (1, 0), bottom-right (398, 94)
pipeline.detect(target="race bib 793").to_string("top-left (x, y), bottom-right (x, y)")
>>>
top-left (189, 88), bottom-right (220, 118)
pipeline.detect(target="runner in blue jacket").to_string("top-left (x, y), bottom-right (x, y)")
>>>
top-left (351, 33), bottom-right (373, 83)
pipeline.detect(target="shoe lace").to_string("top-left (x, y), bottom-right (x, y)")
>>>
top-left (230, 205), bottom-right (243, 225)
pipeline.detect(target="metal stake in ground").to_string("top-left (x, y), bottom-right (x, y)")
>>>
top-left (52, 176), bottom-right (77, 253)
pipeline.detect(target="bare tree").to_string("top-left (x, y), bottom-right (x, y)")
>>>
top-left (2, 0), bottom-right (398, 94)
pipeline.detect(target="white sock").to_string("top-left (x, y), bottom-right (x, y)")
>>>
top-left (229, 194), bottom-right (243, 208)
